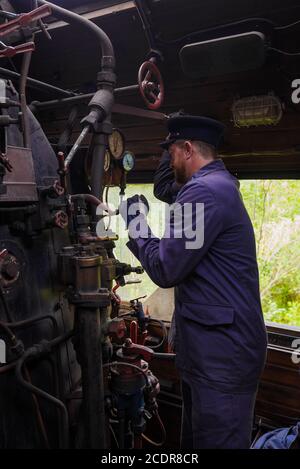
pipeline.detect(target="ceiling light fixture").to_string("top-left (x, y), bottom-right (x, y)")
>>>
top-left (231, 94), bottom-right (283, 127)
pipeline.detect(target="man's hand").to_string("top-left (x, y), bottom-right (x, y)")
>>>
top-left (119, 194), bottom-right (149, 231)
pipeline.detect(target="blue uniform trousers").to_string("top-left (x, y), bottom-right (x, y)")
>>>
top-left (180, 372), bottom-right (257, 449)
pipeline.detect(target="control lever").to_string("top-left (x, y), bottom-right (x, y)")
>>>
top-left (0, 41), bottom-right (35, 58)
top-left (0, 4), bottom-right (52, 37)
top-left (125, 280), bottom-right (142, 285)
top-left (0, 153), bottom-right (13, 172)
top-left (122, 338), bottom-right (154, 363)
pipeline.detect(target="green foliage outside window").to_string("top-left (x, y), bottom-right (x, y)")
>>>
top-left (241, 180), bottom-right (300, 327)
top-left (108, 180), bottom-right (300, 327)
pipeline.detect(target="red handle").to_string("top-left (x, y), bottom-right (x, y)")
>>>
top-left (0, 42), bottom-right (35, 58)
top-left (138, 60), bottom-right (165, 110)
top-left (0, 4), bottom-right (52, 37)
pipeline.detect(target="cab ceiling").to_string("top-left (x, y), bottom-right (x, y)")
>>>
top-left (6, 0), bottom-right (300, 179)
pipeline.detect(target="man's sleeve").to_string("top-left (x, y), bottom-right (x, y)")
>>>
top-left (127, 181), bottom-right (223, 288)
top-left (153, 151), bottom-right (182, 204)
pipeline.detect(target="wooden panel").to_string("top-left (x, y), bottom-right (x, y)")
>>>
top-left (256, 346), bottom-right (300, 426)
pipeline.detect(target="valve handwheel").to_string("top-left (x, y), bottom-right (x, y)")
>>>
top-left (138, 60), bottom-right (164, 110)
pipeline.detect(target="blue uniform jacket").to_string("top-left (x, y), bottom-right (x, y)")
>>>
top-left (127, 157), bottom-right (267, 391)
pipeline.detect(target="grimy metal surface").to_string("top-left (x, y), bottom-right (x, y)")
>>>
top-left (0, 146), bottom-right (38, 202)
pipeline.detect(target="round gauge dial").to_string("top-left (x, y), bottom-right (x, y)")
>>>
top-left (122, 151), bottom-right (135, 172)
top-left (104, 150), bottom-right (111, 172)
top-left (108, 129), bottom-right (125, 159)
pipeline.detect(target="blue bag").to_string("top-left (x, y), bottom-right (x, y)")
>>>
top-left (252, 422), bottom-right (300, 449)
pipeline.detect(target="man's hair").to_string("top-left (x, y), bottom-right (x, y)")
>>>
top-left (192, 140), bottom-right (217, 159)
top-left (175, 140), bottom-right (217, 159)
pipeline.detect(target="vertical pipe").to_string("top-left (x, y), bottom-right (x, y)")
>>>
top-left (20, 51), bottom-right (32, 148)
top-left (76, 306), bottom-right (107, 449)
top-left (89, 131), bottom-right (107, 226)
top-left (90, 132), bottom-right (106, 200)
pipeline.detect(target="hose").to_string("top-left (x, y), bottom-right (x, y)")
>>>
top-left (57, 106), bottom-right (79, 154)
top-left (145, 318), bottom-right (168, 350)
top-left (142, 410), bottom-right (166, 447)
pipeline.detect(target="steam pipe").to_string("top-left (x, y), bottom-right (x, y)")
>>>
top-left (36, 0), bottom-right (115, 69)
top-left (36, 2), bottom-right (117, 204)
top-left (75, 306), bottom-right (107, 449)
top-left (31, 85), bottom-right (139, 111)
top-left (89, 130), bottom-right (106, 202)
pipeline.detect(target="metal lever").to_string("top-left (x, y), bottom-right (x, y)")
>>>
top-left (0, 42), bottom-right (35, 58)
top-left (0, 4), bottom-right (52, 37)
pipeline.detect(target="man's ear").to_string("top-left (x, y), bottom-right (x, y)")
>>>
top-left (184, 141), bottom-right (193, 160)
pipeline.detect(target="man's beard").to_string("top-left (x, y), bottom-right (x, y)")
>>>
top-left (174, 164), bottom-right (189, 184)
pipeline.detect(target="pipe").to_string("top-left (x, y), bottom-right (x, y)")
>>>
top-left (24, 364), bottom-right (50, 449)
top-left (70, 194), bottom-right (117, 216)
top-left (3, 312), bottom-right (66, 440)
top-left (134, 0), bottom-right (157, 51)
top-left (103, 361), bottom-right (150, 388)
top-left (35, 2), bottom-right (116, 215)
top-left (153, 352), bottom-right (176, 360)
top-left (64, 125), bottom-right (90, 170)
top-left (32, 85), bottom-right (139, 111)
top-left (4, 313), bottom-right (58, 332)
top-left (20, 51), bottom-right (33, 148)
top-left (15, 331), bottom-right (73, 449)
top-left (0, 360), bottom-right (17, 374)
top-left (0, 205), bottom-right (37, 213)
top-left (146, 318), bottom-right (168, 350)
top-left (0, 283), bottom-right (14, 322)
top-left (0, 320), bottom-right (15, 343)
top-left (6, 309), bottom-right (71, 448)
top-left (36, 0), bottom-right (115, 69)
top-left (90, 131), bottom-right (106, 202)
top-left (76, 306), bottom-right (107, 449)
top-left (0, 67), bottom-right (76, 96)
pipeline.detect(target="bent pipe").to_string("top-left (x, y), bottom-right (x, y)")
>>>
top-left (36, 0), bottom-right (115, 71)
top-left (15, 332), bottom-right (73, 449)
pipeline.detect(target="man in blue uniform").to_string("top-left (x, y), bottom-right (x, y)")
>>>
top-left (119, 115), bottom-right (267, 449)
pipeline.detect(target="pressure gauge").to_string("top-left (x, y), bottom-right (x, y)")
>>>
top-left (104, 150), bottom-right (111, 172)
top-left (121, 151), bottom-right (135, 172)
top-left (108, 129), bottom-right (125, 159)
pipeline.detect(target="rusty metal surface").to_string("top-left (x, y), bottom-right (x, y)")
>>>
top-left (0, 146), bottom-right (38, 202)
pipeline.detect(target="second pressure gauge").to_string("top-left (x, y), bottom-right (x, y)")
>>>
top-left (108, 129), bottom-right (125, 159)
top-left (121, 151), bottom-right (135, 172)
